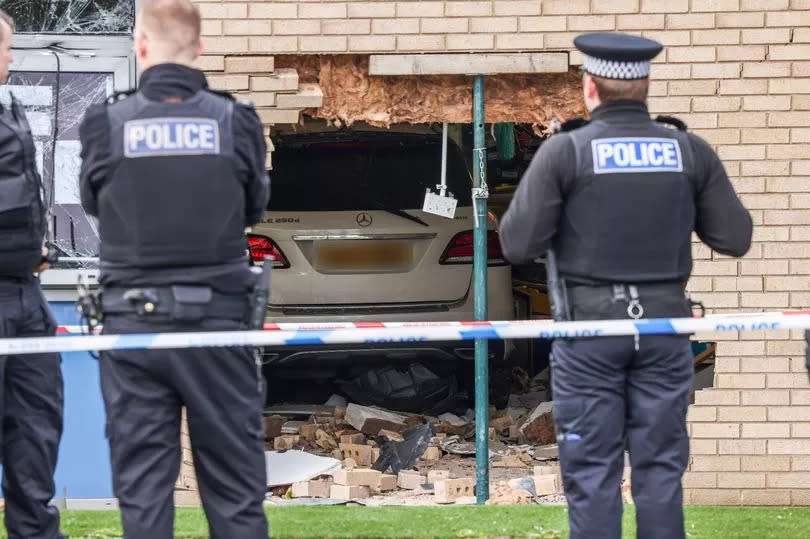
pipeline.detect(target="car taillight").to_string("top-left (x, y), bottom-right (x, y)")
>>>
top-left (440, 230), bottom-right (507, 266)
top-left (247, 234), bottom-right (289, 268)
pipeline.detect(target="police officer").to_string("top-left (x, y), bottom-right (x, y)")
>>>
top-left (0, 10), bottom-right (65, 539)
top-left (78, 0), bottom-right (269, 537)
top-left (499, 33), bottom-right (752, 539)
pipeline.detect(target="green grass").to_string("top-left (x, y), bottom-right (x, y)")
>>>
top-left (6, 505), bottom-right (810, 538)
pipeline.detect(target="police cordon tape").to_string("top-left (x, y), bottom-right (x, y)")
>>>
top-left (4, 310), bottom-right (809, 356)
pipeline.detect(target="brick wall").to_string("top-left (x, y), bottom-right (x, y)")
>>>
top-left (192, 0), bottom-right (810, 505)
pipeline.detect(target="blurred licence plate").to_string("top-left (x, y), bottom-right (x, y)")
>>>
top-left (314, 240), bottom-right (411, 271)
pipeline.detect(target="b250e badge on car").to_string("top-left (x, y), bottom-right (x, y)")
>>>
top-left (356, 212), bottom-right (373, 227)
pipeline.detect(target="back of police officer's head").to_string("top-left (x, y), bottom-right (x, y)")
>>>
top-left (135, 0), bottom-right (202, 71)
top-left (582, 74), bottom-right (649, 112)
top-left (0, 10), bottom-right (14, 86)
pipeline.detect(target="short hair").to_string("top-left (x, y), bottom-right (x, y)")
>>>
top-left (0, 10), bottom-right (14, 44)
top-left (137, 0), bottom-right (201, 59)
top-left (591, 75), bottom-right (650, 103)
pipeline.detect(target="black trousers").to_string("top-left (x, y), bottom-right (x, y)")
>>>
top-left (0, 276), bottom-right (63, 539)
top-left (100, 314), bottom-right (268, 539)
top-left (552, 285), bottom-right (693, 539)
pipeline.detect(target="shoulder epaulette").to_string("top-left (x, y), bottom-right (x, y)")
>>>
top-left (557, 117), bottom-right (590, 133)
top-left (105, 88), bottom-right (136, 105)
top-left (655, 115), bottom-right (688, 131)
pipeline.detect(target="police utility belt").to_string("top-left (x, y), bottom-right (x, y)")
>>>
top-left (101, 286), bottom-right (248, 322)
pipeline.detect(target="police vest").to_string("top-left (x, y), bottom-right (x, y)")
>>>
top-left (556, 118), bottom-right (696, 283)
top-left (0, 96), bottom-right (47, 276)
top-left (100, 90), bottom-right (247, 269)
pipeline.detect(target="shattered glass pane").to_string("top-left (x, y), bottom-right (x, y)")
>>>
top-left (2, 71), bottom-right (110, 267)
top-left (0, 0), bottom-right (134, 34)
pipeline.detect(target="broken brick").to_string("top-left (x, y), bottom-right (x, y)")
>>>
top-left (316, 429), bottom-right (338, 450)
top-left (422, 446), bottom-right (442, 461)
top-left (340, 433), bottom-right (366, 445)
top-left (377, 474), bottom-right (397, 492)
top-left (273, 435), bottom-right (300, 450)
top-left (263, 415), bottom-right (284, 439)
top-left (490, 416), bottom-right (515, 433)
top-left (345, 404), bottom-right (408, 436)
top-left (397, 470), bottom-right (426, 490)
top-left (534, 464), bottom-right (561, 476)
top-left (339, 443), bottom-right (373, 467)
top-left (332, 469), bottom-right (382, 487)
top-left (434, 478), bottom-right (475, 504)
top-left (299, 423), bottom-right (318, 442)
top-left (379, 429), bottom-right (405, 442)
top-left (427, 470), bottom-right (450, 484)
top-left (291, 481), bottom-right (331, 498)
top-left (330, 484), bottom-right (370, 500)
top-left (519, 402), bottom-right (555, 445)
top-left (533, 474), bottom-right (562, 496)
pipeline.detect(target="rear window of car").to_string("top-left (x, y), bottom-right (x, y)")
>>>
top-left (267, 137), bottom-right (473, 211)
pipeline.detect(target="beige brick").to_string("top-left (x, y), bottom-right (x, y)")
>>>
top-left (692, 423), bottom-right (740, 439)
top-left (740, 293), bottom-right (789, 308)
top-left (251, 69), bottom-right (298, 92)
top-left (714, 357), bottom-right (740, 374)
top-left (470, 16), bottom-right (518, 32)
top-left (445, 1), bottom-right (492, 16)
top-left (794, 96), bottom-right (810, 110)
top-left (494, 1), bottom-right (542, 15)
top-left (693, 29), bottom-right (740, 45)
top-left (718, 374), bottom-right (767, 389)
top-left (742, 96), bottom-right (791, 112)
top-left (495, 33), bottom-right (545, 49)
top-left (650, 63), bottom-right (691, 79)
top-left (700, 294), bottom-right (740, 308)
top-left (349, 35), bottom-right (396, 51)
top-left (742, 128), bottom-right (789, 144)
top-left (666, 13), bottom-right (714, 28)
top-left (225, 56), bottom-right (275, 74)
top-left (719, 112), bottom-right (766, 128)
top-left (740, 193), bottom-right (789, 209)
top-left (768, 473), bottom-right (810, 489)
top-left (667, 79), bottom-right (715, 95)
top-left (768, 373), bottom-right (810, 389)
top-left (695, 390), bottom-right (741, 406)
top-left (248, 3), bottom-right (298, 19)
top-left (683, 472), bottom-right (717, 488)
top-left (766, 10), bottom-right (810, 26)
top-left (719, 79), bottom-right (767, 96)
top-left (742, 456), bottom-right (791, 472)
top-left (692, 259), bottom-right (739, 275)
top-left (615, 13), bottom-right (663, 28)
top-left (542, 0), bottom-right (590, 13)
top-left (795, 161), bottom-right (810, 175)
top-left (567, 15), bottom-right (616, 31)
top-left (717, 11), bottom-right (763, 27)
top-left (741, 358), bottom-right (791, 373)
top-left (692, 0), bottom-right (740, 9)
top-left (322, 19), bottom-right (371, 35)
top-left (695, 97), bottom-right (742, 113)
top-left (201, 20), bottom-right (222, 36)
top-left (518, 15), bottom-right (566, 31)
top-left (793, 28), bottom-right (810, 43)
top-left (742, 423), bottom-right (791, 439)
top-left (717, 45), bottom-right (766, 61)
top-left (792, 423), bottom-right (810, 437)
top-left (690, 489), bottom-right (741, 505)
top-left (742, 490), bottom-right (791, 506)
top-left (249, 36), bottom-right (297, 53)
top-left (718, 472), bottom-right (765, 489)
top-left (330, 484), bottom-right (370, 499)
top-left (692, 63), bottom-right (742, 79)
top-left (422, 17), bottom-right (469, 33)
top-left (668, 46), bottom-right (716, 62)
top-left (256, 108), bottom-right (299, 125)
top-left (740, 260), bottom-right (789, 275)
top-left (718, 407), bottom-right (766, 422)
top-left (197, 3), bottom-right (247, 19)
top-left (299, 2), bottom-right (347, 19)
top-left (396, 1), bottom-right (444, 17)
top-left (397, 35), bottom-right (446, 51)
top-left (772, 440), bottom-right (810, 455)
top-left (204, 36), bottom-right (249, 54)
top-left (300, 36), bottom-right (347, 52)
top-left (446, 34), bottom-right (495, 50)
top-left (790, 489), bottom-right (810, 505)
top-left (719, 439), bottom-right (767, 455)
top-left (768, 406), bottom-right (810, 422)
top-left (291, 480), bottom-right (331, 498)
top-left (397, 470), bottom-right (426, 490)
top-left (790, 391), bottom-right (810, 405)
top-left (673, 112), bottom-right (717, 128)
top-left (647, 97), bottom-right (691, 113)
top-left (691, 456), bottom-right (741, 472)
top-left (347, 2), bottom-right (396, 17)
top-left (207, 74), bottom-right (250, 91)
top-left (641, 0), bottom-right (689, 11)
top-left (791, 456), bottom-right (810, 471)
top-left (691, 439), bottom-right (718, 455)
top-left (592, 0), bottom-right (639, 12)
top-left (769, 44), bottom-right (810, 60)
top-left (687, 406), bottom-right (717, 422)
top-left (194, 55), bottom-right (225, 71)
top-left (742, 0), bottom-right (788, 7)
top-left (372, 18), bottom-right (418, 34)
top-left (272, 19), bottom-right (320, 35)
top-left (743, 61), bottom-right (790, 78)
top-left (435, 478), bottom-right (476, 503)
top-left (643, 31), bottom-right (691, 46)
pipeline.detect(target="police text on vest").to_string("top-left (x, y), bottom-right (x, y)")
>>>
top-left (591, 137), bottom-right (683, 174)
top-left (124, 118), bottom-right (220, 158)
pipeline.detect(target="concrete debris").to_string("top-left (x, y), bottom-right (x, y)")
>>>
top-left (492, 455), bottom-right (529, 469)
top-left (533, 474), bottom-right (562, 496)
top-left (519, 402), bottom-right (556, 445)
top-left (508, 476), bottom-right (537, 496)
top-left (377, 474), bottom-right (397, 492)
top-left (330, 484), bottom-right (370, 500)
top-left (427, 470), bottom-right (450, 484)
top-left (345, 403), bottom-right (408, 436)
top-left (533, 444), bottom-right (560, 461)
top-left (397, 470), bottom-right (426, 490)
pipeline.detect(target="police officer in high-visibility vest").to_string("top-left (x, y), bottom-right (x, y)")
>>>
top-left (78, 1), bottom-right (269, 537)
top-left (499, 33), bottom-right (752, 539)
top-left (0, 10), bottom-right (65, 539)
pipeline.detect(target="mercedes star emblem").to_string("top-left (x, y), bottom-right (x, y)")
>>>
top-left (356, 212), bottom-right (373, 227)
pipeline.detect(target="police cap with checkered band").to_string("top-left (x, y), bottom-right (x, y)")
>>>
top-left (574, 32), bottom-right (663, 80)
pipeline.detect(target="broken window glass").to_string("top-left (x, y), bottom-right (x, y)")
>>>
top-left (2, 70), bottom-right (111, 265)
top-left (0, 1), bottom-right (135, 34)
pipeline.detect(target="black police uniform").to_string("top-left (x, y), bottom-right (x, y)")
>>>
top-left (0, 96), bottom-right (64, 538)
top-left (499, 33), bottom-right (752, 539)
top-left (78, 63), bottom-right (270, 539)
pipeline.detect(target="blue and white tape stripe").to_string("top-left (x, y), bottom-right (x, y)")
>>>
top-left (4, 311), bottom-right (810, 357)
